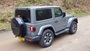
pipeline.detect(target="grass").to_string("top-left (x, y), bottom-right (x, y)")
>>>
top-left (0, 11), bottom-right (13, 30)
top-left (67, 9), bottom-right (89, 17)
top-left (0, 23), bottom-right (11, 30)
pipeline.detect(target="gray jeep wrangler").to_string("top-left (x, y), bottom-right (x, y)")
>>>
top-left (11, 6), bottom-right (78, 48)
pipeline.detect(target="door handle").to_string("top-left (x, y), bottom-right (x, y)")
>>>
top-left (55, 20), bottom-right (58, 23)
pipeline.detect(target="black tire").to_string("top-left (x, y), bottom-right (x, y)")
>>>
top-left (69, 21), bottom-right (77, 34)
top-left (11, 18), bottom-right (21, 36)
top-left (11, 18), bottom-right (26, 37)
top-left (39, 29), bottom-right (54, 48)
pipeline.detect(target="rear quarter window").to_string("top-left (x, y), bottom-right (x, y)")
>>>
top-left (36, 9), bottom-right (52, 21)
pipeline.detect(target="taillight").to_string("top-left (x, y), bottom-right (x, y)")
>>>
top-left (30, 26), bottom-right (36, 32)
top-left (29, 38), bottom-right (32, 41)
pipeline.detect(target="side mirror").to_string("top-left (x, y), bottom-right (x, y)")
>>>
top-left (62, 12), bottom-right (66, 17)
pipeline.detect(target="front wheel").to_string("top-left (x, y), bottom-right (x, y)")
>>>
top-left (69, 21), bottom-right (77, 34)
top-left (39, 29), bottom-right (54, 48)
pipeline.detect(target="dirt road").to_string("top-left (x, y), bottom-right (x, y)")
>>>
top-left (0, 15), bottom-right (90, 51)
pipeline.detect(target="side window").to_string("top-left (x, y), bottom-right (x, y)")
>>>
top-left (54, 8), bottom-right (62, 17)
top-left (36, 9), bottom-right (52, 21)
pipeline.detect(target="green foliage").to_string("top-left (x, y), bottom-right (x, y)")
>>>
top-left (16, 0), bottom-right (44, 6)
top-left (62, 0), bottom-right (70, 9)
top-left (67, 9), bottom-right (88, 17)
top-left (0, 23), bottom-right (11, 30)
top-left (0, 18), bottom-right (6, 23)
top-left (7, 13), bottom-right (13, 17)
top-left (62, 0), bottom-right (90, 17)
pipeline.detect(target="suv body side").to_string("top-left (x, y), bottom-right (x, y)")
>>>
top-left (25, 7), bottom-right (68, 37)
top-left (13, 6), bottom-right (78, 42)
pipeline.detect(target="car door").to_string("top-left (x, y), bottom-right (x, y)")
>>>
top-left (53, 8), bottom-right (67, 33)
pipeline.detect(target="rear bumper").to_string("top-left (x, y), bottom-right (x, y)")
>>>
top-left (24, 35), bottom-right (40, 42)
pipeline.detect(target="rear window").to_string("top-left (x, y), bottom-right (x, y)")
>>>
top-left (15, 9), bottom-right (31, 22)
top-left (36, 9), bottom-right (52, 21)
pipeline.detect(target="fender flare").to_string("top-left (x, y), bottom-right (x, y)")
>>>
top-left (67, 17), bottom-right (78, 28)
top-left (38, 24), bottom-right (54, 35)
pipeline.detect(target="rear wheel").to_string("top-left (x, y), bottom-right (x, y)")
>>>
top-left (69, 21), bottom-right (77, 34)
top-left (39, 29), bottom-right (54, 48)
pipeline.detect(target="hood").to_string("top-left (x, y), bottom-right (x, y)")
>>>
top-left (65, 13), bottom-right (74, 18)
